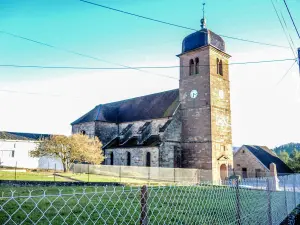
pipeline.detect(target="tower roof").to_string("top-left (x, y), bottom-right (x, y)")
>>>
top-left (181, 28), bottom-right (225, 54)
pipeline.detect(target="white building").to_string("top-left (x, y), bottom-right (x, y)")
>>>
top-left (0, 132), bottom-right (63, 170)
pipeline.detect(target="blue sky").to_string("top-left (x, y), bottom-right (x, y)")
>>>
top-left (0, 0), bottom-right (299, 147)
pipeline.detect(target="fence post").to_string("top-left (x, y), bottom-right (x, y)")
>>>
top-left (174, 168), bottom-right (176, 183)
top-left (293, 175), bottom-right (296, 208)
top-left (283, 176), bottom-right (288, 217)
top-left (148, 166), bottom-right (150, 184)
top-left (267, 179), bottom-right (272, 225)
top-left (54, 163), bottom-right (56, 182)
top-left (14, 161), bottom-right (17, 181)
top-left (88, 164), bottom-right (90, 183)
top-left (140, 185), bottom-right (148, 225)
top-left (235, 178), bottom-right (241, 225)
top-left (119, 166), bottom-right (122, 183)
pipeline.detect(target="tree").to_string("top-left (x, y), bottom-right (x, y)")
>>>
top-left (278, 150), bottom-right (290, 164)
top-left (30, 134), bottom-right (104, 172)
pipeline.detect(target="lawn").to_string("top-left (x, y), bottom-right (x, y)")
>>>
top-left (0, 184), bottom-right (292, 225)
top-left (0, 170), bottom-right (173, 185)
top-left (0, 171), bottom-right (66, 182)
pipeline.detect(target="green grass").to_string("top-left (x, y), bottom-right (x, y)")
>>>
top-left (0, 184), bottom-right (291, 225)
top-left (0, 171), bottom-right (66, 182)
top-left (62, 172), bottom-right (172, 185)
top-left (0, 170), bottom-right (171, 185)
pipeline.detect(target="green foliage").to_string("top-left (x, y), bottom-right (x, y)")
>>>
top-left (273, 143), bottom-right (300, 155)
top-left (277, 148), bottom-right (300, 172)
top-left (30, 134), bottom-right (104, 172)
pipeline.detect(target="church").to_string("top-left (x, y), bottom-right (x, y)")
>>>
top-left (71, 17), bottom-right (233, 181)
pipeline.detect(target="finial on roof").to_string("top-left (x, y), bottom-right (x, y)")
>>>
top-left (200, 2), bottom-right (206, 29)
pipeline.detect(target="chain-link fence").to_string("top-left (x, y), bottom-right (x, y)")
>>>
top-left (73, 164), bottom-right (200, 184)
top-left (1, 174), bottom-right (300, 225)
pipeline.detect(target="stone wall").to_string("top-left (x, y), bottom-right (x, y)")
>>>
top-left (72, 122), bottom-right (96, 138)
top-left (95, 122), bottom-right (118, 145)
top-left (233, 146), bottom-right (269, 178)
top-left (160, 110), bottom-right (181, 168)
top-left (105, 147), bottom-right (159, 167)
top-left (209, 46), bottom-right (233, 181)
top-left (179, 46), bottom-right (213, 174)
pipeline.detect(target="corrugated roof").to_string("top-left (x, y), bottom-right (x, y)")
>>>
top-left (245, 145), bottom-right (294, 174)
top-left (71, 89), bottom-right (179, 125)
top-left (0, 131), bottom-right (51, 141)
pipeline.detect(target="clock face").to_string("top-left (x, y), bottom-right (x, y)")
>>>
top-left (219, 90), bottom-right (224, 99)
top-left (190, 90), bottom-right (198, 99)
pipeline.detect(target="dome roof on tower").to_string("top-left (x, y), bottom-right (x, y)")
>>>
top-left (182, 28), bottom-right (225, 54)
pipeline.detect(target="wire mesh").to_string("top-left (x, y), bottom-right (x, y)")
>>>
top-left (0, 174), bottom-right (299, 225)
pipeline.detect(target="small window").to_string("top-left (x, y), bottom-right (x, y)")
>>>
top-left (219, 60), bottom-right (223, 76)
top-left (216, 58), bottom-right (220, 74)
top-left (189, 59), bottom-right (195, 75)
top-left (146, 152), bottom-right (151, 167)
top-left (110, 152), bottom-right (114, 165)
top-left (221, 146), bottom-right (226, 151)
top-left (195, 57), bottom-right (199, 74)
top-left (14, 143), bottom-right (16, 148)
top-left (237, 164), bottom-right (241, 167)
top-left (127, 152), bottom-right (131, 166)
top-left (80, 130), bottom-right (86, 135)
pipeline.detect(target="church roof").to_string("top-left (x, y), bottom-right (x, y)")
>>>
top-left (243, 145), bottom-right (294, 174)
top-left (181, 28), bottom-right (225, 54)
top-left (0, 131), bottom-right (51, 141)
top-left (71, 89), bottom-right (180, 125)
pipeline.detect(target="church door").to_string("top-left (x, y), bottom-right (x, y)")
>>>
top-left (220, 164), bottom-right (227, 180)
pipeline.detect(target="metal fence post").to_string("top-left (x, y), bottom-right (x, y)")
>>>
top-left (14, 161), bottom-right (17, 181)
top-left (283, 176), bottom-right (288, 217)
top-left (140, 185), bottom-right (148, 225)
top-left (235, 178), bottom-right (241, 225)
top-left (267, 179), bottom-right (272, 225)
top-left (174, 168), bottom-right (176, 183)
top-left (54, 163), bottom-right (56, 182)
top-left (88, 164), bottom-right (90, 183)
top-left (148, 166), bottom-right (150, 184)
top-left (119, 166), bottom-right (122, 183)
top-left (293, 175), bottom-right (296, 208)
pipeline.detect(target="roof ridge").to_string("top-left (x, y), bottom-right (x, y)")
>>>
top-left (97, 89), bottom-right (179, 107)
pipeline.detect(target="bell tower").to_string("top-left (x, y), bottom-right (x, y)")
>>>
top-left (178, 7), bottom-right (233, 181)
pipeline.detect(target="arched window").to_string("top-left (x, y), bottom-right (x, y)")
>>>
top-left (127, 152), bottom-right (131, 166)
top-left (80, 130), bottom-right (86, 135)
top-left (189, 59), bottom-right (195, 75)
top-left (219, 60), bottom-right (223, 76)
top-left (195, 57), bottom-right (199, 74)
top-left (216, 58), bottom-right (220, 74)
top-left (110, 152), bottom-right (114, 165)
top-left (146, 152), bottom-right (151, 167)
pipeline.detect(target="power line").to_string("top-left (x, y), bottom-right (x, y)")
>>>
top-left (0, 30), bottom-right (174, 80)
top-left (283, 0), bottom-right (300, 39)
top-left (79, 0), bottom-right (289, 49)
top-left (276, 59), bottom-right (297, 85)
top-left (0, 89), bottom-right (81, 98)
top-left (270, 0), bottom-right (297, 58)
top-left (0, 58), bottom-right (296, 71)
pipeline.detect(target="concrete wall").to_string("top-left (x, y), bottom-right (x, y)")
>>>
top-left (0, 140), bottom-right (63, 170)
top-left (233, 146), bottom-right (269, 178)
